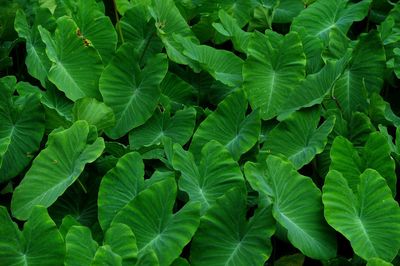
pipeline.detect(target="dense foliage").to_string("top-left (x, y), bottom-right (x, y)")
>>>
top-left (1, 0), bottom-right (400, 265)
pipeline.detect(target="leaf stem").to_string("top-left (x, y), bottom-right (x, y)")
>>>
top-left (77, 179), bottom-right (87, 194)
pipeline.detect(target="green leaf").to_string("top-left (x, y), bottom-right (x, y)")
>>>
top-left (333, 31), bottom-right (385, 118)
top-left (0, 206), bottom-right (65, 265)
top-left (190, 90), bottom-right (260, 161)
top-left (243, 31), bottom-right (306, 120)
top-left (264, 109), bottom-right (335, 169)
top-left (323, 170), bottom-right (400, 261)
top-left (0, 87), bottom-right (45, 182)
top-left (65, 226), bottom-right (98, 266)
top-left (11, 121), bottom-right (105, 220)
top-left (191, 188), bottom-right (275, 265)
top-left (292, 0), bottom-right (372, 43)
top-left (173, 141), bottom-right (244, 214)
top-left (113, 179), bottom-right (201, 266)
top-left (98, 152), bottom-right (145, 230)
top-left (68, 0), bottom-right (118, 64)
top-left (175, 35), bottom-right (244, 87)
top-left (14, 9), bottom-right (53, 86)
top-left (72, 98), bottom-right (115, 131)
top-left (330, 133), bottom-right (396, 195)
top-left (92, 245), bottom-right (122, 266)
top-left (129, 107), bottom-right (196, 149)
top-left (104, 223), bottom-right (138, 265)
top-left (160, 72), bottom-right (196, 112)
top-left (99, 43), bottom-right (168, 139)
top-left (244, 156), bottom-right (337, 260)
top-left (367, 258), bottom-right (393, 266)
top-left (39, 16), bottom-right (103, 101)
top-left (273, 0), bottom-right (304, 23)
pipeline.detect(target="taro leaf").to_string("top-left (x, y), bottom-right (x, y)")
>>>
top-left (330, 133), bottom-right (396, 195)
top-left (279, 56), bottom-right (349, 118)
top-left (11, 120), bottom-right (105, 220)
top-left (175, 35), bottom-right (244, 88)
top-left (39, 16), bottom-right (103, 101)
top-left (273, 0), bottom-right (304, 23)
top-left (191, 188), bottom-right (275, 265)
top-left (243, 31), bottom-right (306, 120)
top-left (150, 0), bottom-right (199, 69)
top-left (103, 223), bottom-right (138, 265)
top-left (65, 226), bottom-right (98, 266)
top-left (334, 31), bottom-right (385, 118)
top-left (92, 245), bottom-right (122, 266)
top-left (67, 0), bottom-right (118, 64)
top-left (112, 179), bottom-right (201, 266)
top-left (119, 4), bottom-right (163, 64)
top-left (160, 72), bottom-right (196, 112)
top-left (172, 141), bottom-right (244, 214)
top-left (136, 250), bottom-right (159, 266)
top-left (296, 27), bottom-right (324, 74)
top-left (129, 107), bottom-right (196, 149)
top-left (367, 258), bottom-right (393, 266)
top-left (212, 9), bottom-right (252, 53)
top-left (323, 170), bottom-right (400, 261)
top-left (14, 9), bottom-right (53, 86)
top-left (99, 42), bottom-right (168, 139)
top-left (0, 84), bottom-right (45, 183)
top-left (263, 109), bottom-right (335, 169)
top-left (244, 156), bottom-right (337, 260)
top-left (72, 98), bottom-right (115, 131)
top-left (98, 152), bottom-right (145, 230)
top-left (292, 0), bottom-right (372, 43)
top-left (190, 90), bottom-right (260, 161)
top-left (114, 0), bottom-right (133, 15)
top-left (0, 206), bottom-right (65, 265)
top-left (60, 215), bottom-right (81, 239)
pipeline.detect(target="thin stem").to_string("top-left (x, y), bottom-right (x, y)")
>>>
top-left (112, 0), bottom-right (125, 43)
top-left (77, 179), bottom-right (87, 194)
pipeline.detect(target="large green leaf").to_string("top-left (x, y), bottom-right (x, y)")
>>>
top-left (98, 152), bottom-right (145, 230)
top-left (160, 72), bottom-right (196, 112)
top-left (190, 90), bottom-right (260, 161)
top-left (65, 226), bottom-right (98, 266)
top-left (191, 188), bottom-right (275, 265)
top-left (103, 223), bottom-right (138, 266)
top-left (175, 35), bottom-right (244, 88)
top-left (333, 31), bottom-right (385, 118)
top-left (66, 0), bottom-right (118, 64)
top-left (244, 156), bottom-right (337, 260)
top-left (330, 133), bottom-right (396, 195)
top-left (323, 170), bottom-right (400, 261)
top-left (11, 121), bottom-right (105, 220)
top-left (0, 206), bottom-right (65, 265)
top-left (72, 98), bottom-right (115, 131)
top-left (292, 0), bottom-right (372, 42)
top-left (113, 179), bottom-right (201, 266)
top-left (243, 31), bottom-right (306, 120)
top-left (0, 85), bottom-right (45, 182)
top-left (99, 42), bottom-right (168, 139)
top-left (39, 16), bottom-right (103, 101)
top-left (14, 9), bottom-right (53, 86)
top-left (119, 4), bottom-right (163, 65)
top-left (92, 245), bottom-right (122, 266)
top-left (129, 107), bottom-right (196, 149)
top-left (173, 141), bottom-right (244, 214)
top-left (263, 109), bottom-right (335, 169)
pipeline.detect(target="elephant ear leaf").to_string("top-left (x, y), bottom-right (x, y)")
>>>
top-left (39, 16), bottom-right (103, 101)
top-left (72, 98), bottom-right (115, 132)
top-left (0, 206), bottom-right (65, 265)
top-left (264, 109), bottom-right (335, 169)
top-left (172, 141), bottom-right (245, 214)
top-left (244, 156), bottom-right (337, 260)
top-left (92, 245), bottom-right (122, 266)
top-left (65, 226), bottom-right (98, 266)
top-left (98, 152), bottom-right (146, 230)
top-left (191, 188), bottom-right (275, 266)
top-left (323, 170), bottom-right (400, 261)
top-left (0, 82), bottom-right (45, 182)
top-left (103, 223), bottom-right (138, 265)
top-left (99, 43), bottom-right (168, 139)
top-left (11, 120), bottom-right (105, 220)
top-left (190, 90), bottom-right (260, 161)
top-left (243, 31), bottom-right (306, 120)
top-left (112, 179), bottom-right (201, 266)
